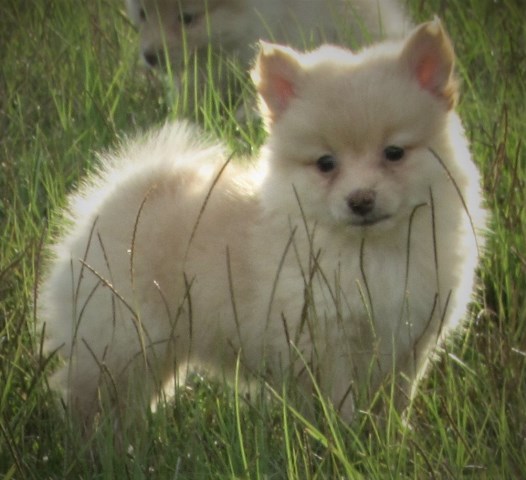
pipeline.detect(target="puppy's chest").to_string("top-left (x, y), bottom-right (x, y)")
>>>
top-left (274, 235), bottom-right (438, 341)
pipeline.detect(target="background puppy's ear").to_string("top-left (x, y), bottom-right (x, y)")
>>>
top-left (251, 42), bottom-right (303, 124)
top-left (400, 18), bottom-right (458, 109)
top-left (124, 0), bottom-right (142, 25)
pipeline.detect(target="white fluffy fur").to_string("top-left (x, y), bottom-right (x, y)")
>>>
top-left (38, 21), bottom-right (487, 423)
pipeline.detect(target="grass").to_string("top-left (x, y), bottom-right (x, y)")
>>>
top-left (1, 0), bottom-right (525, 477)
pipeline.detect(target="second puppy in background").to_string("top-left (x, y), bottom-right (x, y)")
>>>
top-left (125, 0), bottom-right (412, 107)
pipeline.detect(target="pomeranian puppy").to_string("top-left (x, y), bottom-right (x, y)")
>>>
top-left (125, 0), bottom-right (412, 104)
top-left (38, 20), bottom-right (487, 425)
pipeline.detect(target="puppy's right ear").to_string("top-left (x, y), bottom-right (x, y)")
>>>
top-left (251, 42), bottom-right (303, 124)
top-left (400, 18), bottom-right (458, 109)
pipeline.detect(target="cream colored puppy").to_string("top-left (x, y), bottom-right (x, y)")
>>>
top-left (38, 20), bottom-right (487, 424)
top-left (125, 0), bottom-right (411, 100)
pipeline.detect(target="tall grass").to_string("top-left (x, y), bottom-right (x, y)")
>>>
top-left (1, 0), bottom-right (525, 477)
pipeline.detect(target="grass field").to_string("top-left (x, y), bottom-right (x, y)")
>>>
top-left (1, 0), bottom-right (525, 478)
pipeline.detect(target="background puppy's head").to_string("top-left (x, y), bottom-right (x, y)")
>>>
top-left (125, 0), bottom-right (248, 70)
top-left (252, 20), bottom-right (460, 234)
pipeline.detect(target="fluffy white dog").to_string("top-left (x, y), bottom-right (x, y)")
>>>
top-left (38, 20), bottom-right (487, 425)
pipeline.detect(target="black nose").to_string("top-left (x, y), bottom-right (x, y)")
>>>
top-left (143, 50), bottom-right (161, 68)
top-left (347, 189), bottom-right (376, 216)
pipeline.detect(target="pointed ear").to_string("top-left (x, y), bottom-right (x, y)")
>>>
top-left (401, 19), bottom-right (458, 109)
top-left (251, 42), bottom-right (304, 124)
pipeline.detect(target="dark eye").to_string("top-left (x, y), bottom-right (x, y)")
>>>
top-left (316, 155), bottom-right (337, 173)
top-left (139, 8), bottom-right (146, 21)
top-left (384, 145), bottom-right (405, 161)
top-left (178, 12), bottom-right (195, 25)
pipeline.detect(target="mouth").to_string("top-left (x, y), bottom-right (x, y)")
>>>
top-left (348, 215), bottom-right (392, 227)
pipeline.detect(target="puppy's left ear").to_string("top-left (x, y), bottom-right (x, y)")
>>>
top-left (401, 18), bottom-right (458, 109)
top-left (251, 42), bottom-right (304, 124)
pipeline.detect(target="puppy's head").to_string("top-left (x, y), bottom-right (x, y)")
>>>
top-left (252, 20), bottom-right (459, 233)
top-left (125, 0), bottom-right (248, 70)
